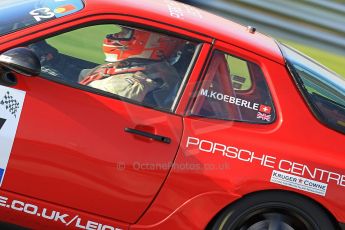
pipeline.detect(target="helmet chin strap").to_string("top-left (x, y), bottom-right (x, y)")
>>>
top-left (104, 53), bottom-right (118, 63)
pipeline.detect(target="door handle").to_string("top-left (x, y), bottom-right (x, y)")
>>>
top-left (124, 127), bottom-right (171, 144)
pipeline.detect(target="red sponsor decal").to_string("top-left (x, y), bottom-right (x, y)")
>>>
top-left (54, 4), bottom-right (76, 14)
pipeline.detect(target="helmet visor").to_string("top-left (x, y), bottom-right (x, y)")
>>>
top-left (106, 27), bottom-right (133, 41)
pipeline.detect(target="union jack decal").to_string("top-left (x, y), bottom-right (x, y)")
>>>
top-left (257, 112), bottom-right (271, 122)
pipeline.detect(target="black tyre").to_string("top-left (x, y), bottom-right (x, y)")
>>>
top-left (209, 191), bottom-right (335, 230)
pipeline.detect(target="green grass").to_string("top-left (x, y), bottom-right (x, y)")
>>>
top-left (226, 55), bottom-right (252, 90)
top-left (46, 24), bottom-right (121, 64)
top-left (279, 39), bottom-right (345, 78)
top-left (44, 24), bottom-right (345, 80)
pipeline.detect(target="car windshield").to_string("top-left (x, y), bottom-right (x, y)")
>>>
top-left (0, 0), bottom-right (84, 36)
top-left (279, 43), bottom-right (345, 134)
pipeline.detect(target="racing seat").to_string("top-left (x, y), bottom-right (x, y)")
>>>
top-left (143, 43), bottom-right (196, 109)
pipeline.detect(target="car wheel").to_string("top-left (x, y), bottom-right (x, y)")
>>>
top-left (209, 191), bottom-right (335, 230)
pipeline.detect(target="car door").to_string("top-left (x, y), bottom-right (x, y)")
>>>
top-left (0, 22), bottom-right (200, 224)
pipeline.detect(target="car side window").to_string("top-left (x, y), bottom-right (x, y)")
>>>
top-left (190, 50), bottom-right (275, 123)
top-left (27, 24), bottom-right (197, 111)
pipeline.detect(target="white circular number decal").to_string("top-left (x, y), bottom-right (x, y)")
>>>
top-left (29, 8), bottom-right (55, 22)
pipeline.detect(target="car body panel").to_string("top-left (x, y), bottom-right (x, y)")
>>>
top-left (3, 73), bottom-right (183, 223)
top-left (0, 190), bottom-right (129, 230)
top-left (131, 192), bottom-right (240, 230)
top-left (136, 40), bottom-right (345, 227)
top-left (1, 0), bottom-right (283, 64)
top-left (0, 0), bottom-right (344, 229)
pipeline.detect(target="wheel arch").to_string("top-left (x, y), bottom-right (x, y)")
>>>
top-left (205, 189), bottom-right (341, 230)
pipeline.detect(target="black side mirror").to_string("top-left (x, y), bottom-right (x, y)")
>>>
top-left (0, 47), bottom-right (41, 76)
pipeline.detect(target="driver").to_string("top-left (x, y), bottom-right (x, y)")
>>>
top-left (79, 26), bottom-right (184, 106)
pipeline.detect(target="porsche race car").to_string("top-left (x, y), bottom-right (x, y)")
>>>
top-left (0, 0), bottom-right (344, 229)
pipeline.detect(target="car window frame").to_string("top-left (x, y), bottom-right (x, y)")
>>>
top-left (278, 42), bottom-right (345, 134)
top-left (18, 20), bottom-right (204, 114)
top-left (187, 47), bottom-right (277, 124)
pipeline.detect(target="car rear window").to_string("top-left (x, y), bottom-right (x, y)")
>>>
top-left (279, 43), bottom-right (345, 134)
top-left (190, 50), bottom-right (276, 124)
top-left (0, 0), bottom-right (84, 36)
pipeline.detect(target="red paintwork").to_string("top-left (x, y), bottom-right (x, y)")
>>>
top-left (0, 0), bottom-right (344, 229)
top-left (7, 75), bottom-right (184, 224)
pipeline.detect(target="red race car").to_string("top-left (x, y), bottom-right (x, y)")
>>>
top-left (0, 0), bottom-right (344, 229)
